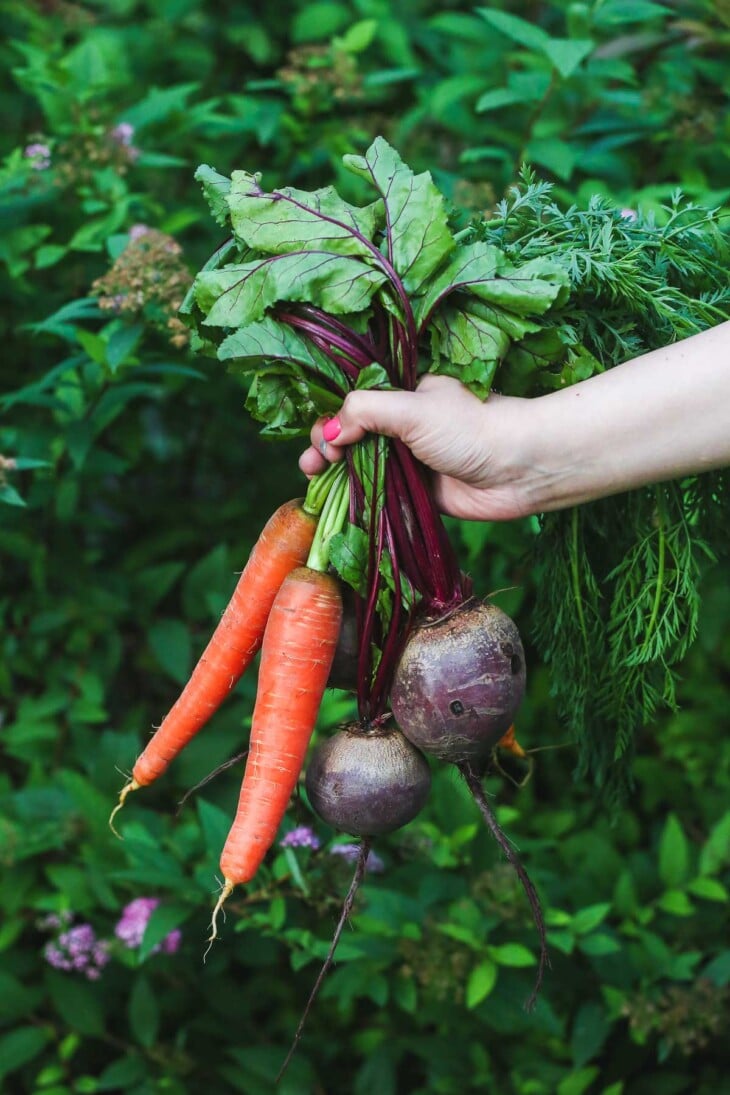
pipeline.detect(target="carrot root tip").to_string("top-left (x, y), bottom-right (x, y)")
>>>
top-left (204, 879), bottom-right (234, 961)
top-left (108, 779), bottom-right (140, 839)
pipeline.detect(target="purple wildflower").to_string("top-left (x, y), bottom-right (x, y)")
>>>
top-left (24, 142), bottom-right (51, 170)
top-left (38, 910), bottom-right (73, 931)
top-left (43, 923), bottom-right (110, 980)
top-left (111, 122), bottom-right (135, 147)
top-left (129, 223), bottom-right (150, 241)
top-left (161, 929), bottom-right (182, 954)
top-left (115, 897), bottom-right (158, 948)
top-left (280, 825), bottom-right (321, 850)
top-left (109, 122), bottom-right (140, 164)
top-left (114, 897), bottom-right (182, 955)
top-left (329, 843), bottom-right (385, 873)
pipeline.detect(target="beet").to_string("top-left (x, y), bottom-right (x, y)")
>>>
top-left (305, 724), bottom-right (431, 836)
top-left (390, 599), bottom-right (526, 765)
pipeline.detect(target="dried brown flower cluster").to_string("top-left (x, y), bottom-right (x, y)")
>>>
top-left (277, 44), bottom-right (364, 115)
top-left (91, 227), bottom-right (192, 348)
top-left (51, 121), bottom-right (141, 189)
top-left (623, 978), bottom-right (729, 1057)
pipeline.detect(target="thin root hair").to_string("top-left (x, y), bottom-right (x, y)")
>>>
top-left (276, 837), bottom-right (373, 1083)
top-left (459, 762), bottom-right (550, 1012)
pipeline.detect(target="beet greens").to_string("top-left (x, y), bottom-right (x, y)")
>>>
top-left (182, 137), bottom-right (567, 723)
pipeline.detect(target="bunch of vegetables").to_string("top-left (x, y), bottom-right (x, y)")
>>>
top-left (111, 138), bottom-right (729, 1060)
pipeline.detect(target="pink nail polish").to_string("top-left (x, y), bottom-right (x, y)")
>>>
top-left (322, 416), bottom-right (341, 442)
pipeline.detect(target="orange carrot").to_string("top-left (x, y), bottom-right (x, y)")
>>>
top-left (110, 499), bottom-right (317, 832)
top-left (209, 566), bottom-right (342, 931)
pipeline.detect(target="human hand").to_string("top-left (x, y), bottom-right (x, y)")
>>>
top-left (299, 321), bottom-right (730, 521)
top-left (298, 374), bottom-right (540, 522)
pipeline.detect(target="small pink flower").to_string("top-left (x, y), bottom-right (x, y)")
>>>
top-left (161, 930), bottom-right (182, 955)
top-left (280, 825), bottom-right (321, 850)
top-left (620, 207), bottom-right (637, 221)
top-left (114, 896), bottom-right (182, 955)
top-left (111, 122), bottom-right (135, 146)
top-left (43, 922), bottom-right (109, 979)
top-left (329, 843), bottom-right (385, 873)
top-left (129, 223), bottom-right (151, 241)
top-left (24, 142), bottom-right (51, 170)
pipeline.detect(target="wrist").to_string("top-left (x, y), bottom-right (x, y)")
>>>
top-left (496, 392), bottom-right (605, 515)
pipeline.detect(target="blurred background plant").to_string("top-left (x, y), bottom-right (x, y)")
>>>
top-left (1, 1), bottom-right (728, 1092)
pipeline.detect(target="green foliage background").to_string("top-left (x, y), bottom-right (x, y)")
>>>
top-left (1, 1), bottom-right (728, 1092)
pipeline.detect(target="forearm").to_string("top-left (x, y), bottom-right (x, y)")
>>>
top-left (519, 321), bottom-right (730, 512)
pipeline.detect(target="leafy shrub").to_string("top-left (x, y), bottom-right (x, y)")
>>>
top-left (1, 2), bottom-right (728, 1092)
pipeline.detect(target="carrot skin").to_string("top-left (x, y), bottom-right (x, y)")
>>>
top-left (220, 567), bottom-right (342, 886)
top-left (133, 500), bottom-right (317, 787)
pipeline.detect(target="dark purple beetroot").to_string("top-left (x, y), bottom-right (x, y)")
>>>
top-left (390, 599), bottom-right (526, 765)
top-left (305, 724), bottom-right (431, 836)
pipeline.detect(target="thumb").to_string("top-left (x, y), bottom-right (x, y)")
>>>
top-left (317, 388), bottom-right (421, 453)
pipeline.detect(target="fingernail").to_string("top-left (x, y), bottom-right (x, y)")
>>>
top-left (322, 416), bottom-right (341, 442)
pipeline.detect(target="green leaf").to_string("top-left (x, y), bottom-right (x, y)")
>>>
top-left (0, 1027), bottom-right (49, 1083)
top-left (703, 950), bottom-right (730, 986)
top-left (148, 618), bottom-right (192, 685)
top-left (337, 19), bottom-right (378, 53)
top-left (465, 959), bottom-right (498, 1007)
top-left (195, 251), bottom-right (386, 326)
top-left (571, 1001), bottom-right (611, 1068)
top-left (476, 8), bottom-right (550, 51)
top-left (182, 543), bottom-right (232, 621)
top-left (193, 164), bottom-right (230, 226)
top-left (577, 933), bottom-right (622, 956)
top-left (343, 136), bottom-right (455, 292)
top-left (429, 306), bottom-right (508, 396)
top-left (558, 1067), bottom-right (601, 1095)
top-left (527, 138), bottom-right (578, 181)
top-left (656, 889), bottom-right (694, 917)
top-left (291, 2), bottom-right (350, 43)
top-left (475, 87), bottom-right (528, 113)
top-left (355, 363), bottom-right (392, 390)
top-left (106, 323), bottom-right (143, 372)
top-left (658, 813), bottom-right (690, 888)
top-left (0, 483), bottom-right (26, 507)
top-left (594, 1), bottom-right (672, 27)
top-left (197, 798), bottom-right (235, 860)
top-left (328, 524), bottom-right (369, 597)
top-left (243, 370), bottom-right (319, 437)
top-left (138, 902), bottom-right (188, 961)
top-left (415, 242), bottom-right (568, 329)
top-left (47, 972), bottom-right (105, 1037)
top-left (0, 972), bottom-right (40, 1022)
top-left (228, 172), bottom-right (383, 260)
top-left (571, 903), bottom-right (611, 934)
top-left (542, 39), bottom-right (594, 79)
top-left (489, 942), bottom-right (536, 967)
top-left (699, 811), bottom-right (730, 875)
top-left (687, 876), bottom-right (728, 902)
top-left (128, 975), bottom-right (159, 1048)
top-left (97, 1056), bottom-right (148, 1091)
top-left (219, 316), bottom-right (346, 394)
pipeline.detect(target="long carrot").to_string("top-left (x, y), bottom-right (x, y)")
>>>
top-left (208, 565), bottom-right (343, 936)
top-left (109, 498), bottom-right (318, 833)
